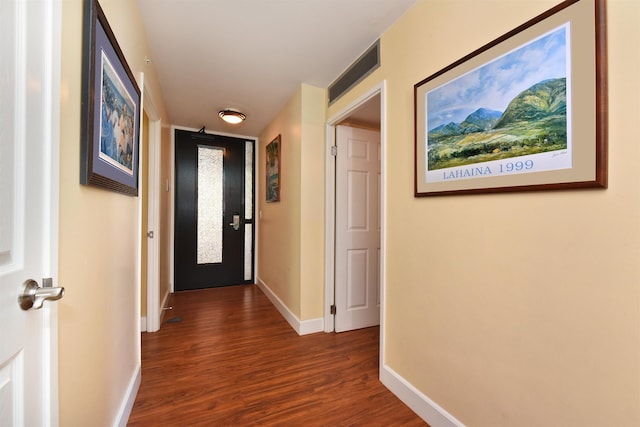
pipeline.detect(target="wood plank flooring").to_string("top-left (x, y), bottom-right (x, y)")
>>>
top-left (128, 284), bottom-right (427, 426)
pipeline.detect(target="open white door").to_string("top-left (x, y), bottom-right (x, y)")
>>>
top-left (0, 0), bottom-right (61, 425)
top-left (142, 82), bottom-right (162, 333)
top-left (335, 125), bottom-right (381, 332)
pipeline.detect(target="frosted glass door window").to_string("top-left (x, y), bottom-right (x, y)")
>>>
top-left (244, 140), bottom-right (254, 280)
top-left (244, 224), bottom-right (252, 281)
top-left (197, 146), bottom-right (223, 264)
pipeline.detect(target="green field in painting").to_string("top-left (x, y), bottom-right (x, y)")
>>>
top-left (427, 116), bottom-right (566, 170)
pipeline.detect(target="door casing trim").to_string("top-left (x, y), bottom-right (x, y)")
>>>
top-left (140, 74), bottom-right (162, 333)
top-left (324, 81), bottom-right (387, 349)
top-left (46, 0), bottom-right (62, 423)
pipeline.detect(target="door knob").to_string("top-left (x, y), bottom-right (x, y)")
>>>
top-left (18, 279), bottom-right (65, 310)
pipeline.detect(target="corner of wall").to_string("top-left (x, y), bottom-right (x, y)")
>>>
top-left (380, 364), bottom-right (463, 427)
top-left (113, 365), bottom-right (141, 427)
top-left (256, 278), bottom-right (324, 335)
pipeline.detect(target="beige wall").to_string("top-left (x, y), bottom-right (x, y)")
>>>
top-left (258, 87), bottom-right (302, 315)
top-left (258, 84), bottom-right (326, 320)
top-left (327, 0), bottom-right (640, 425)
top-left (299, 86), bottom-right (327, 319)
top-left (58, 0), bottom-right (168, 424)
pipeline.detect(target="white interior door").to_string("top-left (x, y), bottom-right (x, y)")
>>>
top-left (0, 0), bottom-right (61, 425)
top-left (143, 94), bottom-right (162, 333)
top-left (335, 125), bottom-right (381, 332)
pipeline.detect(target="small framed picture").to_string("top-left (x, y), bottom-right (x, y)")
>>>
top-left (266, 135), bottom-right (281, 202)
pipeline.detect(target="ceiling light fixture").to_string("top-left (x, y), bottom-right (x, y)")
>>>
top-left (218, 109), bottom-right (246, 125)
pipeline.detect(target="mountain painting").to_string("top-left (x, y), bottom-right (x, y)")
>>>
top-left (425, 24), bottom-right (572, 181)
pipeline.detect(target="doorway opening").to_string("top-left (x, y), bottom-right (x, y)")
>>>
top-left (173, 129), bottom-right (256, 291)
top-left (140, 80), bottom-right (163, 333)
top-left (325, 82), bottom-right (385, 336)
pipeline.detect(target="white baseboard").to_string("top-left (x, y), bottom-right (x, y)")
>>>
top-left (140, 316), bottom-right (147, 332)
top-left (380, 364), bottom-right (464, 427)
top-left (299, 316), bottom-right (324, 335)
top-left (114, 364), bottom-right (141, 427)
top-left (256, 278), bottom-right (324, 335)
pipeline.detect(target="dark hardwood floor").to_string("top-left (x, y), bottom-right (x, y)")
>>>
top-left (128, 284), bottom-right (427, 426)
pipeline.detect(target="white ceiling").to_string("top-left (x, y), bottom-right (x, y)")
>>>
top-left (136, 0), bottom-right (416, 137)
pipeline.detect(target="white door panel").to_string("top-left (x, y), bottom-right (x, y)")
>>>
top-left (347, 249), bottom-right (368, 308)
top-left (335, 125), bottom-right (381, 332)
top-left (0, 0), bottom-right (60, 425)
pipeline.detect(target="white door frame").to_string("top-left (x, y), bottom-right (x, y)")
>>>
top-left (47, 0), bottom-right (62, 421)
top-left (141, 76), bottom-right (162, 332)
top-left (324, 81), bottom-right (387, 337)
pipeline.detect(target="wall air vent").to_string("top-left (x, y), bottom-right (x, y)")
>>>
top-left (328, 39), bottom-right (380, 105)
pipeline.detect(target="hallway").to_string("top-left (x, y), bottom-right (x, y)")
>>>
top-left (128, 285), bottom-right (427, 426)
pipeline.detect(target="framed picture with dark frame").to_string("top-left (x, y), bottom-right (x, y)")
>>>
top-left (80, 0), bottom-right (141, 196)
top-left (266, 135), bottom-right (281, 202)
top-left (414, 0), bottom-right (607, 196)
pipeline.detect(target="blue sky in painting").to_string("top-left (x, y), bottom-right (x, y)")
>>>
top-left (427, 24), bottom-right (568, 131)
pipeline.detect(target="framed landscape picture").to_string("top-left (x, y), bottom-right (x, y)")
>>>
top-left (414, 0), bottom-right (607, 196)
top-left (266, 135), bottom-right (281, 202)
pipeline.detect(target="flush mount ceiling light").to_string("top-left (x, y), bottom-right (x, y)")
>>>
top-left (218, 109), bottom-right (246, 125)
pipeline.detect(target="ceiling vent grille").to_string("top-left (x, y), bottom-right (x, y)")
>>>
top-left (328, 40), bottom-right (380, 105)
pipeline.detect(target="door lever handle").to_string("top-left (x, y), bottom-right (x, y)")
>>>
top-left (229, 213), bottom-right (240, 231)
top-left (18, 279), bottom-right (65, 310)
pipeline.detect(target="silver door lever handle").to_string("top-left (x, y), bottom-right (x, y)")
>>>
top-left (18, 279), bottom-right (65, 310)
top-left (229, 213), bottom-right (240, 230)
